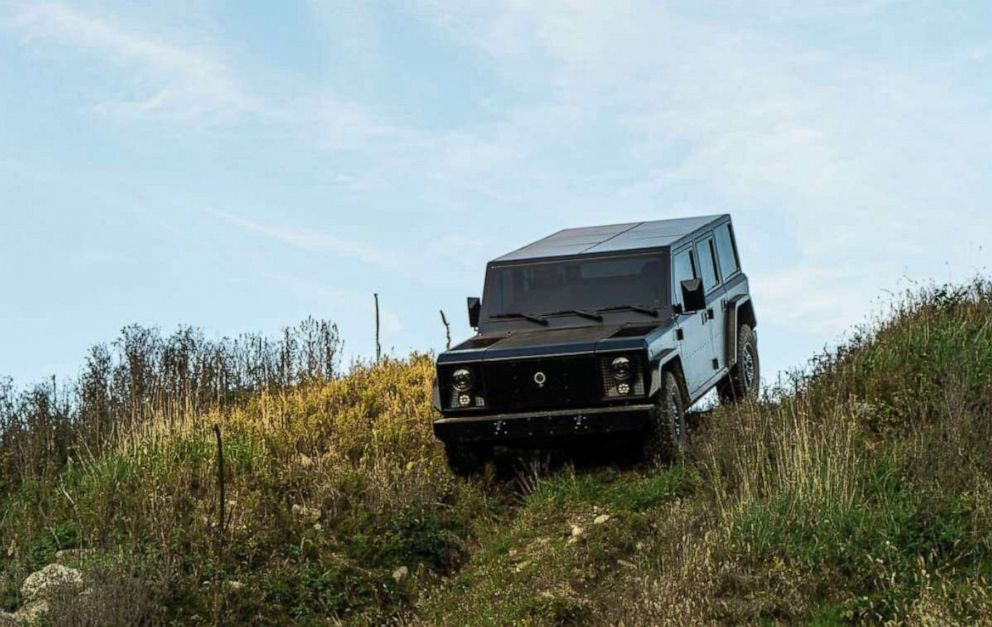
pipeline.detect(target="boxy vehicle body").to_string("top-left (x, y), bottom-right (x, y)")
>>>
top-left (432, 215), bottom-right (759, 474)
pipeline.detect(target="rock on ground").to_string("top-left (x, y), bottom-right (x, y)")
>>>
top-left (15, 601), bottom-right (49, 624)
top-left (0, 600), bottom-right (51, 626)
top-left (21, 564), bottom-right (84, 602)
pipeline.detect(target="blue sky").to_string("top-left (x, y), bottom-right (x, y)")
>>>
top-left (1, 1), bottom-right (990, 388)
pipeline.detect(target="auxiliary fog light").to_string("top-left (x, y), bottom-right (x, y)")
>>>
top-left (617, 383), bottom-right (631, 395)
top-left (458, 394), bottom-right (473, 407)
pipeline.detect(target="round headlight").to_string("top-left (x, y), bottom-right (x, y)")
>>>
top-left (451, 368), bottom-right (474, 392)
top-left (611, 357), bottom-right (633, 381)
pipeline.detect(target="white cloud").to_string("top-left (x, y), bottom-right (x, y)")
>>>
top-left (212, 209), bottom-right (490, 291)
top-left (751, 264), bottom-right (886, 335)
top-left (263, 89), bottom-right (414, 155)
top-left (3, 2), bottom-right (411, 150)
top-left (4, 0), bottom-right (990, 379)
top-left (413, 0), bottom-right (992, 346)
top-left (6, 2), bottom-right (256, 119)
top-left (213, 210), bottom-right (404, 272)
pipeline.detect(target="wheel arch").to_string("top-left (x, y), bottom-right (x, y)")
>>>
top-left (657, 355), bottom-right (690, 406)
top-left (738, 299), bottom-right (757, 330)
top-left (725, 296), bottom-right (757, 368)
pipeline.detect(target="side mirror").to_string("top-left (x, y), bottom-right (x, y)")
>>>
top-left (467, 297), bottom-right (482, 328)
top-left (680, 279), bottom-right (706, 313)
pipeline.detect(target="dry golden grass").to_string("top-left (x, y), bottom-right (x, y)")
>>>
top-left (2, 280), bottom-right (992, 624)
top-left (1, 356), bottom-right (495, 624)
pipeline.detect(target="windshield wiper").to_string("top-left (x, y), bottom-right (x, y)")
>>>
top-left (490, 312), bottom-right (548, 325)
top-left (542, 309), bottom-right (604, 322)
top-left (595, 304), bottom-right (660, 318)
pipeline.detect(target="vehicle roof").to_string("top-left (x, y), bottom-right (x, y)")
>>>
top-left (492, 214), bottom-right (728, 263)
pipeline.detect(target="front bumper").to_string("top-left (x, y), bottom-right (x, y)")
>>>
top-left (433, 404), bottom-right (654, 444)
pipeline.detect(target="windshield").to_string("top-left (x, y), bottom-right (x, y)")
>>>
top-left (483, 253), bottom-right (669, 321)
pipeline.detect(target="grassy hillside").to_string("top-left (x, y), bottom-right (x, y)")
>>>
top-left (2, 281), bottom-right (992, 624)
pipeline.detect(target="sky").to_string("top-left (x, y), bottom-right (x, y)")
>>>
top-left (1, 0), bottom-right (990, 390)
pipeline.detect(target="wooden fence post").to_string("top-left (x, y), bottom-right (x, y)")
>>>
top-left (213, 424), bottom-right (226, 543)
top-left (374, 293), bottom-right (382, 364)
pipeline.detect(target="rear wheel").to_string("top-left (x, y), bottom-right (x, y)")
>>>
top-left (444, 441), bottom-right (489, 477)
top-left (719, 324), bottom-right (760, 404)
top-left (644, 371), bottom-right (687, 463)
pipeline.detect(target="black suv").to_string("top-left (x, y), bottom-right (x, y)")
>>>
top-left (432, 215), bottom-right (758, 474)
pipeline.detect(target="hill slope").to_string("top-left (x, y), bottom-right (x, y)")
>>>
top-left (2, 281), bottom-right (992, 624)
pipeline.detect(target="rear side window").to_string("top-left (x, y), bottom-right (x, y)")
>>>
top-left (714, 224), bottom-right (740, 279)
top-left (695, 238), bottom-right (719, 291)
top-left (672, 249), bottom-right (695, 304)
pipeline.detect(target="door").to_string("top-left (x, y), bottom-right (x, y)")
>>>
top-left (695, 236), bottom-right (727, 376)
top-left (713, 221), bottom-right (746, 369)
top-left (672, 247), bottom-right (715, 397)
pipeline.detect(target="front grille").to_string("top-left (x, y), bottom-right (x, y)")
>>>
top-left (482, 356), bottom-right (601, 412)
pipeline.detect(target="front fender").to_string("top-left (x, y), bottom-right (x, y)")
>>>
top-left (724, 294), bottom-right (754, 368)
top-left (648, 348), bottom-right (679, 398)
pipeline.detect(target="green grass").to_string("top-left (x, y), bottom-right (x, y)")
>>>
top-left (418, 467), bottom-right (690, 625)
top-left (3, 280), bottom-right (992, 624)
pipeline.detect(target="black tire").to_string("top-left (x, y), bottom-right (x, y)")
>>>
top-left (644, 371), bottom-right (687, 464)
top-left (719, 324), bottom-right (760, 404)
top-left (444, 442), bottom-right (489, 477)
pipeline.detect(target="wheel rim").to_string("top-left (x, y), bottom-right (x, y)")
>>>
top-left (742, 345), bottom-right (756, 391)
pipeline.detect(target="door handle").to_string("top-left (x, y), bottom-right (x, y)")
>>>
top-left (706, 308), bottom-right (715, 320)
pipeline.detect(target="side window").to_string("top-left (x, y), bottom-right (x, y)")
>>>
top-left (714, 224), bottom-right (740, 279)
top-left (695, 238), bottom-right (719, 291)
top-left (672, 249), bottom-right (696, 304)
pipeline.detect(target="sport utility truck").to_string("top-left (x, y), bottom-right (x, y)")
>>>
top-left (432, 215), bottom-right (758, 474)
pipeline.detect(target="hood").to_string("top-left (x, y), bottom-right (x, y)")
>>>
top-left (438, 322), bottom-right (666, 364)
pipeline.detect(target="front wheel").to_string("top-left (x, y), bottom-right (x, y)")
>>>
top-left (719, 324), bottom-right (760, 404)
top-left (644, 371), bottom-right (687, 464)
